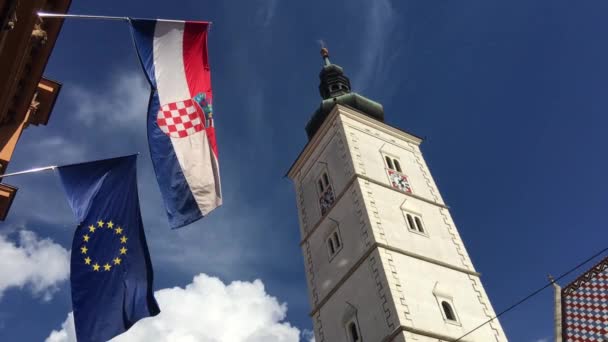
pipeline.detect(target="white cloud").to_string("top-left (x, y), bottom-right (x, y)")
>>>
top-left (67, 71), bottom-right (149, 129)
top-left (256, 0), bottom-right (279, 27)
top-left (352, 0), bottom-right (398, 92)
top-left (46, 312), bottom-right (76, 342)
top-left (47, 273), bottom-right (306, 342)
top-left (20, 135), bottom-right (87, 166)
top-left (302, 329), bottom-right (315, 342)
top-left (0, 230), bottom-right (69, 301)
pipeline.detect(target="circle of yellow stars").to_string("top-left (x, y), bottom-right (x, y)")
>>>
top-left (80, 219), bottom-right (128, 272)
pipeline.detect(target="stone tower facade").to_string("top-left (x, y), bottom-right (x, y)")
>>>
top-left (287, 51), bottom-right (508, 342)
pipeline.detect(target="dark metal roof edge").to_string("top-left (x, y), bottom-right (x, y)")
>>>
top-left (285, 105), bottom-right (424, 178)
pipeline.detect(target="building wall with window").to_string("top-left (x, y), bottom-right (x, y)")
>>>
top-left (293, 113), bottom-right (372, 311)
top-left (363, 180), bottom-right (474, 270)
top-left (340, 109), bottom-right (444, 205)
top-left (300, 185), bottom-right (369, 308)
top-left (388, 253), bottom-right (503, 340)
top-left (289, 104), bottom-right (507, 342)
top-left (0, 0), bottom-right (70, 220)
top-left (311, 248), bottom-right (396, 342)
top-left (293, 116), bottom-right (354, 238)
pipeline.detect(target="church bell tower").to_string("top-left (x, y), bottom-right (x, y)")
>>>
top-left (287, 49), bottom-right (508, 342)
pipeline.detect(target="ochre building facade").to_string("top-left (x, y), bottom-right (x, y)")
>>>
top-left (0, 0), bottom-right (70, 219)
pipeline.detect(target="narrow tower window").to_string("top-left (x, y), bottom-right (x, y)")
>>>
top-left (404, 212), bottom-right (427, 236)
top-left (385, 155), bottom-right (412, 193)
top-left (327, 227), bottom-right (343, 259)
top-left (406, 214), bottom-right (416, 231)
top-left (327, 238), bottom-right (335, 255)
top-left (442, 301), bottom-right (457, 321)
top-left (333, 231), bottom-right (341, 248)
top-left (347, 321), bottom-right (360, 342)
top-left (318, 171), bottom-right (335, 216)
top-left (394, 159), bottom-right (402, 173)
top-left (414, 216), bottom-right (424, 233)
top-left (384, 155), bottom-right (402, 173)
top-left (318, 172), bottom-right (330, 192)
top-left (385, 156), bottom-right (394, 170)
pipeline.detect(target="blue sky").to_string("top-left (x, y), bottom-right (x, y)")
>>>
top-left (1, 0), bottom-right (608, 341)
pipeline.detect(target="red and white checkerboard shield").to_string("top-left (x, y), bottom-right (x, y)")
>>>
top-left (157, 99), bottom-right (205, 138)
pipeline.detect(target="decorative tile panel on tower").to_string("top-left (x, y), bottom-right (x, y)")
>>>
top-left (387, 169), bottom-right (412, 193)
top-left (562, 256), bottom-right (608, 341)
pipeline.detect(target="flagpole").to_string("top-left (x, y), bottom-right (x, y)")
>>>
top-left (38, 12), bottom-right (130, 21)
top-left (37, 12), bottom-right (213, 25)
top-left (548, 275), bottom-right (562, 342)
top-left (0, 154), bottom-right (140, 179)
top-left (0, 165), bottom-right (56, 179)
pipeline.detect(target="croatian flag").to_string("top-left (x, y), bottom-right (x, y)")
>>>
top-left (131, 19), bottom-right (221, 229)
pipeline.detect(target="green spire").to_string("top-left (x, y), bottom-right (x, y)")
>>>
top-left (318, 47), bottom-right (351, 99)
top-left (305, 47), bottom-right (385, 140)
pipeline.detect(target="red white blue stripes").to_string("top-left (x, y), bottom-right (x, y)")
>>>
top-left (131, 19), bottom-right (221, 229)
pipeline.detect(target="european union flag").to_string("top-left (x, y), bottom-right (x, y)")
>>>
top-left (57, 155), bottom-right (160, 342)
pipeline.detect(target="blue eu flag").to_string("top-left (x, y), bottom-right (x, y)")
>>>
top-left (57, 155), bottom-right (160, 342)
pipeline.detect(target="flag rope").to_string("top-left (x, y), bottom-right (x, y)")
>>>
top-left (38, 12), bottom-right (130, 21)
top-left (454, 246), bottom-right (608, 341)
top-left (0, 165), bottom-right (56, 178)
top-left (37, 12), bottom-right (213, 25)
top-left (0, 153), bottom-right (140, 179)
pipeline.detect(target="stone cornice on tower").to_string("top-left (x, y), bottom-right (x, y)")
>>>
top-left (288, 104), bottom-right (421, 180)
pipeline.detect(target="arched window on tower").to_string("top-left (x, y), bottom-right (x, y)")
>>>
top-left (327, 227), bottom-right (342, 260)
top-left (385, 156), bottom-right (394, 170)
top-left (327, 238), bottom-right (335, 255)
top-left (414, 216), bottom-right (424, 233)
top-left (394, 159), bottom-right (402, 173)
top-left (441, 301), bottom-right (457, 321)
top-left (406, 214), bottom-right (416, 231)
top-left (347, 321), bottom-right (360, 342)
top-left (318, 171), bottom-right (335, 216)
top-left (403, 212), bottom-right (428, 236)
top-left (342, 303), bottom-right (361, 342)
top-left (433, 283), bottom-right (460, 325)
top-left (333, 231), bottom-right (341, 248)
top-left (384, 154), bottom-right (412, 193)
top-left (384, 155), bottom-right (403, 173)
